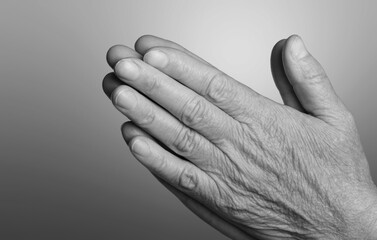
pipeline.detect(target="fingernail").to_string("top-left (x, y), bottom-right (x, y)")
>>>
top-left (112, 89), bottom-right (135, 110)
top-left (144, 50), bottom-right (169, 68)
top-left (131, 139), bottom-right (150, 157)
top-left (115, 59), bottom-right (139, 81)
top-left (291, 35), bottom-right (308, 59)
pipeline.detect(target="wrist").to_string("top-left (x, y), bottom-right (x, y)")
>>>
top-left (362, 188), bottom-right (377, 240)
top-left (316, 181), bottom-right (377, 240)
top-left (346, 184), bottom-right (377, 240)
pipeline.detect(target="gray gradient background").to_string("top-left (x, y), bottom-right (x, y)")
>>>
top-left (1, 0), bottom-right (376, 239)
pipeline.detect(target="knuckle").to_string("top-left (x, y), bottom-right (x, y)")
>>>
top-left (152, 154), bottom-right (169, 175)
top-left (173, 127), bottom-right (200, 155)
top-left (308, 73), bottom-right (327, 86)
top-left (180, 96), bottom-right (207, 127)
top-left (177, 167), bottom-right (198, 192)
top-left (144, 74), bottom-right (161, 94)
top-left (138, 108), bottom-right (156, 127)
top-left (205, 71), bottom-right (232, 104)
top-left (301, 64), bottom-right (328, 85)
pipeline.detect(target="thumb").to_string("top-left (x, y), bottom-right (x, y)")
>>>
top-left (282, 35), bottom-right (349, 126)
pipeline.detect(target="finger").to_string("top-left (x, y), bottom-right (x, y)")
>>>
top-left (121, 123), bottom-right (253, 240)
top-left (270, 39), bottom-right (305, 112)
top-left (156, 178), bottom-right (254, 240)
top-left (103, 45), bottom-right (142, 98)
top-left (106, 35), bottom-right (209, 72)
top-left (121, 121), bottom-right (184, 159)
top-left (134, 35), bottom-right (210, 65)
top-left (128, 135), bottom-right (217, 201)
top-left (104, 37), bottom-right (211, 100)
top-left (120, 123), bottom-right (249, 239)
top-left (102, 72), bottom-right (124, 98)
top-left (282, 35), bottom-right (349, 124)
top-left (121, 121), bottom-right (148, 144)
top-left (106, 45), bottom-right (142, 68)
top-left (142, 47), bottom-right (267, 122)
top-left (112, 85), bottom-right (227, 168)
top-left (114, 58), bottom-right (240, 145)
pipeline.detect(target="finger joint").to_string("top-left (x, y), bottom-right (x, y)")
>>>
top-left (173, 126), bottom-right (200, 155)
top-left (138, 108), bottom-right (156, 127)
top-left (177, 167), bottom-right (198, 192)
top-left (204, 72), bottom-right (232, 104)
top-left (180, 96), bottom-right (207, 128)
top-left (144, 74), bottom-right (161, 94)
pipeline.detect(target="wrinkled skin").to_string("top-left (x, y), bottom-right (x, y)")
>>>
top-left (102, 35), bottom-right (377, 239)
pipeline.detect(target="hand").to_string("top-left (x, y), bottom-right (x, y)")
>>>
top-left (103, 35), bottom-right (377, 239)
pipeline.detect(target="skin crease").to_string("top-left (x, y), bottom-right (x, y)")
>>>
top-left (102, 35), bottom-right (377, 239)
